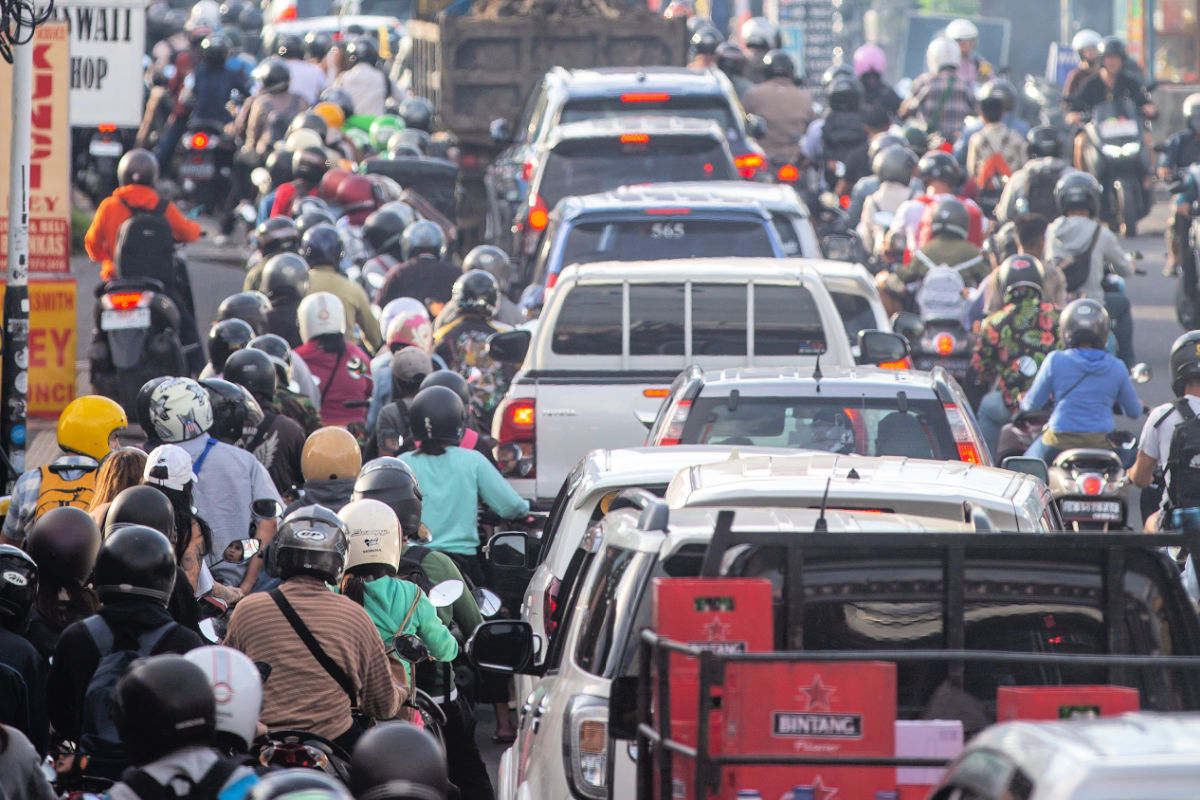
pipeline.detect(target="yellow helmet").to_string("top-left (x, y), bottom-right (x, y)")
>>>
top-left (312, 101), bottom-right (346, 131)
top-left (301, 427), bottom-right (362, 481)
top-left (58, 395), bottom-right (128, 459)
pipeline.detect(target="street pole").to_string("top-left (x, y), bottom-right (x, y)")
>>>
top-left (2, 40), bottom-right (32, 490)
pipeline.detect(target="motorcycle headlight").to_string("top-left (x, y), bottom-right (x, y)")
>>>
top-left (1121, 141), bottom-right (1142, 157)
top-left (1102, 144), bottom-right (1123, 158)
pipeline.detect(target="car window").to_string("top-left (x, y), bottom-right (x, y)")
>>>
top-left (629, 284), bottom-right (685, 356)
top-left (551, 284), bottom-right (623, 355)
top-left (692, 284), bottom-right (748, 356)
top-left (753, 285), bottom-right (828, 356)
top-left (353, 0), bottom-right (411, 17)
top-left (830, 290), bottom-right (879, 346)
top-left (770, 212), bottom-right (802, 256)
top-left (558, 217), bottom-right (776, 268)
top-left (574, 545), bottom-right (650, 676)
top-left (536, 477), bottom-right (574, 567)
top-left (559, 94), bottom-right (737, 132)
top-left (520, 84), bottom-right (550, 145)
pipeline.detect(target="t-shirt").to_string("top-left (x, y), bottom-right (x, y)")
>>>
top-left (243, 411), bottom-right (306, 498)
top-left (1138, 395), bottom-right (1200, 513)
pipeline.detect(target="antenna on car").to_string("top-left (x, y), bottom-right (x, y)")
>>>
top-left (814, 475), bottom-right (833, 533)
top-left (812, 350), bottom-right (823, 392)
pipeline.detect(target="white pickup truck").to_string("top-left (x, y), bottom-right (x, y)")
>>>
top-left (487, 258), bottom-right (908, 505)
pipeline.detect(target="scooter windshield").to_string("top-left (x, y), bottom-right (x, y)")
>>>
top-left (1095, 97), bottom-right (1141, 140)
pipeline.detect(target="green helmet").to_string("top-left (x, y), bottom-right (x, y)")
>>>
top-left (369, 114), bottom-right (405, 153)
top-left (344, 127), bottom-right (371, 154)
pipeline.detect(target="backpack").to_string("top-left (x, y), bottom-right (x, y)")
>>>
top-left (118, 757), bottom-right (252, 800)
top-left (34, 464), bottom-right (99, 517)
top-left (1023, 162), bottom-right (1065, 220)
top-left (78, 616), bottom-right (176, 779)
top-left (113, 199), bottom-right (176, 287)
top-left (821, 110), bottom-right (868, 165)
top-left (973, 128), bottom-right (1016, 190)
top-left (1056, 222), bottom-right (1103, 294)
top-left (913, 257), bottom-right (970, 321)
top-left (1164, 399), bottom-right (1200, 510)
top-left (395, 545), bottom-right (434, 594)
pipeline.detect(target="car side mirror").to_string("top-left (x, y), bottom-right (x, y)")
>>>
top-left (891, 311), bottom-right (925, 342)
top-left (466, 620), bottom-right (537, 674)
top-left (821, 234), bottom-right (858, 262)
top-left (608, 674), bottom-right (640, 740)
top-left (490, 118), bottom-right (513, 145)
top-left (1001, 456), bottom-right (1050, 485)
top-left (485, 530), bottom-right (531, 569)
top-left (859, 329), bottom-right (909, 366)
top-left (221, 538), bottom-right (262, 563)
top-left (487, 329), bottom-right (531, 364)
top-left (746, 113), bottom-right (767, 139)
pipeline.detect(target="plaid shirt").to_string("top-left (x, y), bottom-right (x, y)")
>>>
top-left (908, 70), bottom-right (977, 142)
top-left (2, 454), bottom-right (98, 542)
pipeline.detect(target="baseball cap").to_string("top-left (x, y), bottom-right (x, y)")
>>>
top-left (143, 444), bottom-right (199, 491)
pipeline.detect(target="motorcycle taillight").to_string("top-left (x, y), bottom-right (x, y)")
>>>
top-left (190, 132), bottom-right (210, 150)
top-left (259, 742), bottom-right (327, 769)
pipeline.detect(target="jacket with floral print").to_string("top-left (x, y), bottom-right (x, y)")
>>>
top-left (970, 296), bottom-right (1061, 411)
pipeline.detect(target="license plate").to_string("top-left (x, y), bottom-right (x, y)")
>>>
top-left (1099, 118), bottom-right (1139, 138)
top-left (915, 357), bottom-right (969, 374)
top-left (179, 160), bottom-right (214, 179)
top-left (89, 139), bottom-right (122, 158)
top-left (100, 307), bottom-right (150, 330)
top-left (1060, 498), bottom-right (1124, 522)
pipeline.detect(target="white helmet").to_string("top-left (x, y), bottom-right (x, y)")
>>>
top-left (184, 646), bottom-right (263, 752)
top-left (740, 16), bottom-right (778, 50)
top-left (186, 0), bottom-right (219, 32)
top-left (298, 291), bottom-right (347, 342)
top-left (148, 377), bottom-right (213, 443)
top-left (339, 498), bottom-right (401, 573)
top-left (945, 18), bottom-right (978, 41)
top-left (927, 36), bottom-right (961, 72)
top-left (1072, 28), bottom-right (1102, 56)
top-left (284, 128), bottom-right (324, 154)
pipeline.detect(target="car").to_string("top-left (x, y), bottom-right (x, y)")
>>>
top-left (262, 0), bottom-right (332, 26)
top-left (261, 15), bottom-right (405, 58)
top-left (332, 0), bottom-right (413, 19)
top-left (644, 364), bottom-right (989, 464)
top-left (812, 259), bottom-right (892, 356)
top-left (507, 116), bottom-right (740, 263)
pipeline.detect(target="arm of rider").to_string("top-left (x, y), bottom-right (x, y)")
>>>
top-left (239, 517), bottom-right (277, 596)
top-left (1128, 450), bottom-right (1159, 489)
top-left (1019, 352), bottom-right (1055, 413)
top-left (1115, 371), bottom-right (1144, 418)
top-left (477, 451), bottom-right (532, 521)
top-left (1100, 228), bottom-right (1134, 277)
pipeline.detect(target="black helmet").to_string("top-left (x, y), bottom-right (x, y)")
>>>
top-left (291, 111), bottom-right (329, 143)
top-left (320, 87), bottom-right (356, 120)
top-left (136, 376), bottom-right (171, 439)
top-left (1026, 125), bottom-right (1062, 159)
top-left (715, 42), bottom-right (747, 74)
top-left (408, 386), bottom-right (465, 447)
top-left (399, 96), bottom-right (434, 133)
top-left (261, 252), bottom-right (311, 301)
top-left (821, 62), bottom-right (855, 86)
top-left (351, 458), bottom-right (424, 542)
top-left (249, 333), bottom-right (294, 387)
top-left (247, 771), bottom-right (353, 800)
top-left (266, 148), bottom-right (294, 187)
top-left (305, 31), bottom-right (333, 61)
top-left (1171, 331), bottom-right (1200, 396)
top-left (277, 33), bottom-right (304, 59)
top-left (997, 253), bottom-right (1045, 304)
top-left (462, 245), bottom-right (512, 292)
top-left (1099, 36), bottom-right (1126, 62)
top-left (867, 132), bottom-right (906, 161)
top-left (27, 506), bottom-right (101, 585)
top-left (0, 545), bottom-right (37, 625)
top-left (219, 0), bottom-right (247, 26)
top-left (255, 216), bottom-right (300, 258)
top-left (346, 37), bottom-right (379, 68)
top-left (387, 139), bottom-right (422, 160)
top-left (105, 485), bottom-right (178, 542)
top-left (94, 524), bottom-right (176, 605)
top-left (217, 291), bottom-right (273, 336)
top-left (252, 57), bottom-right (290, 94)
top-left (419, 370), bottom-right (471, 408)
top-left (1185, 94), bottom-right (1200, 133)
top-left (979, 78), bottom-right (1017, 112)
top-left (208, 318), bottom-right (255, 373)
top-left (917, 150), bottom-right (962, 187)
top-left (984, 220), bottom-right (1019, 264)
top-left (113, 655), bottom-right (216, 765)
top-left (269, 505), bottom-right (349, 583)
top-left (1054, 170), bottom-right (1101, 216)
top-left (691, 27), bottom-right (722, 56)
top-left (118, 149), bottom-right (159, 187)
top-left (901, 124), bottom-right (929, 154)
top-left (224, 348), bottom-right (278, 404)
top-left (293, 146), bottom-right (330, 185)
top-left (873, 144), bottom-right (916, 184)
top-left (761, 49), bottom-right (795, 81)
top-left (363, 208), bottom-right (409, 256)
top-left (237, 3), bottom-right (262, 34)
top-left (401, 220), bottom-right (446, 260)
top-left (1060, 298), bottom-right (1110, 348)
top-left (390, 128), bottom-right (431, 157)
top-left (200, 33), bottom-right (230, 66)
top-left (202, 377), bottom-right (264, 442)
top-left (295, 209), bottom-right (337, 238)
top-left (452, 270), bottom-right (500, 317)
top-left (929, 197), bottom-right (970, 240)
top-left (826, 74), bottom-right (864, 112)
top-left (351, 721), bottom-right (450, 800)
top-left (293, 195), bottom-right (332, 218)
top-left (300, 223), bottom-right (345, 269)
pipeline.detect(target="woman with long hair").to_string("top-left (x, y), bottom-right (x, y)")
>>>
top-left (23, 507), bottom-right (101, 660)
top-left (87, 447), bottom-right (148, 528)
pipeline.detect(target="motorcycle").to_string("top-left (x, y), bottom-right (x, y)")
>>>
top-left (892, 253), bottom-right (983, 383)
top-left (73, 125), bottom-right (131, 208)
top-left (176, 119), bottom-right (236, 217)
top-left (1081, 97), bottom-right (1152, 237)
top-left (255, 730), bottom-right (353, 782)
top-left (1169, 164), bottom-right (1200, 329)
top-left (1048, 436), bottom-right (1137, 531)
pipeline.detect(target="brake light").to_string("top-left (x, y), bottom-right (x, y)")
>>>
top-left (940, 140), bottom-right (953, 153)
top-left (564, 697), bottom-right (608, 800)
top-left (107, 291), bottom-right (144, 310)
top-left (1080, 474), bottom-right (1103, 496)
top-left (777, 163), bottom-right (799, 182)
top-left (935, 333), bottom-right (956, 355)
top-left (528, 195), bottom-right (549, 231)
top-left (644, 208), bottom-right (690, 215)
top-left (98, 124), bottom-right (116, 133)
top-left (657, 399), bottom-right (691, 446)
top-left (877, 359), bottom-right (911, 370)
top-left (521, 159), bottom-right (536, 182)
top-left (497, 397), bottom-right (536, 478)
top-left (620, 133), bottom-right (650, 144)
top-left (190, 132), bottom-right (209, 150)
top-left (735, 152), bottom-right (765, 179)
top-left (276, 4), bottom-right (297, 21)
top-left (546, 272), bottom-right (558, 290)
top-left (839, 194), bottom-right (851, 209)
top-left (620, 92), bottom-right (670, 103)
top-left (944, 403), bottom-right (984, 465)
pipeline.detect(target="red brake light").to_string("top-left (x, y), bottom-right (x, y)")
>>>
top-left (777, 164), bottom-right (799, 182)
top-left (621, 92), bottom-right (671, 103)
top-left (839, 194), bottom-right (851, 209)
top-left (940, 140), bottom-right (953, 153)
top-left (276, 4), bottom-right (297, 21)
top-left (497, 397), bottom-right (536, 478)
top-left (521, 159), bottom-right (536, 182)
top-left (528, 195), bottom-right (549, 231)
top-left (877, 359), bottom-right (910, 370)
top-left (644, 208), bottom-right (690, 215)
top-left (545, 272), bottom-right (558, 290)
top-left (190, 132), bottom-right (209, 150)
top-left (957, 442), bottom-right (984, 464)
top-left (1081, 475), bottom-right (1103, 496)
top-left (620, 133), bottom-right (650, 144)
top-left (935, 333), bottom-right (956, 355)
top-left (735, 153), bottom-right (765, 179)
top-left (944, 403), bottom-right (984, 465)
top-left (108, 291), bottom-right (144, 310)
top-left (98, 124), bottom-right (116, 133)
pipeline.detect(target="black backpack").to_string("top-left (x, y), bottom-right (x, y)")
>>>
top-left (1057, 222), bottom-right (1102, 294)
top-left (822, 109), bottom-right (868, 164)
top-left (118, 756), bottom-right (251, 800)
top-left (1164, 399), bottom-right (1200, 510)
top-left (113, 199), bottom-right (177, 287)
top-left (395, 545), bottom-right (434, 594)
top-left (1023, 162), bottom-right (1064, 220)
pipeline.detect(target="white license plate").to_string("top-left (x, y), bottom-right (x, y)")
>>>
top-left (89, 139), bottom-right (123, 158)
top-left (1060, 499), bottom-right (1123, 521)
top-left (100, 307), bottom-right (150, 330)
top-left (1099, 118), bottom-right (1138, 139)
top-left (180, 160), bottom-right (214, 179)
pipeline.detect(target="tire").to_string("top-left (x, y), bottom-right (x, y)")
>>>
top-left (1115, 180), bottom-right (1138, 238)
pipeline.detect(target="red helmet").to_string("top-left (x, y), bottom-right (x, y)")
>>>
top-left (336, 174), bottom-right (378, 223)
top-left (318, 167), bottom-right (350, 203)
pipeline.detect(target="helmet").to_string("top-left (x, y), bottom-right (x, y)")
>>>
top-left (1060, 298), bottom-right (1110, 348)
top-left (1072, 28), bottom-right (1102, 57)
top-left (929, 197), bottom-right (970, 240)
top-left (336, 174), bottom-right (379, 217)
top-left (300, 223), bottom-right (345, 269)
top-left (1054, 170), bottom-right (1101, 216)
top-left (292, 145), bottom-right (330, 185)
top-left (945, 18), bottom-right (978, 40)
top-left (385, 308), bottom-right (434, 354)
top-left (452, 270), bottom-right (500, 317)
top-left (401, 220), bottom-right (447, 260)
top-left (391, 346), bottom-right (434, 398)
top-left (202, 377), bottom-right (264, 442)
top-left (340, 498), bottom-right (401, 573)
top-left (105, 485), bottom-right (178, 541)
top-left (208, 317), bottom-right (255, 372)
top-left (715, 42), bottom-right (748, 74)
top-left (277, 33), bottom-right (304, 59)
top-left (187, 0), bottom-right (219, 32)
top-left (285, 127), bottom-right (324, 154)
top-left (318, 167), bottom-right (351, 203)
top-left (200, 33), bottom-right (230, 66)
top-left (852, 43), bottom-right (886, 77)
top-left (741, 17), bottom-right (778, 50)
top-left (980, 79), bottom-right (1017, 112)
top-left (293, 195), bottom-right (332, 218)
top-left (761, 50), bottom-right (795, 81)
top-left (1185, 94), bottom-right (1200, 132)
top-left (136, 377), bottom-right (170, 440)
top-left (419, 371), bottom-right (471, 408)
top-left (217, 291), bottom-right (272, 336)
top-left (868, 133), bottom-right (906, 161)
top-left (237, 3), bottom-right (262, 33)
top-left (462, 245), bottom-right (512, 292)
top-left (313, 101), bottom-right (345, 132)
top-left (295, 209), bottom-right (337, 238)
top-left (926, 36), bottom-right (960, 71)
top-left (184, 646), bottom-right (263, 752)
top-left (255, 217), bottom-right (300, 258)
top-left (320, 87), bottom-right (356, 120)
top-left (691, 27), bottom-right (721, 57)
top-left (262, 252), bottom-right (311, 301)
top-left (247, 771), bottom-right (354, 800)
top-left (873, 144), bottom-right (917, 184)
top-left (997, 253), bottom-right (1045, 304)
top-left (148, 377), bottom-right (214, 443)
top-left (118, 149), bottom-right (158, 187)
top-left (901, 124), bottom-right (929, 154)
top-left (370, 115), bottom-right (405, 153)
top-left (1026, 125), bottom-right (1062, 159)
top-left (351, 722), bottom-right (450, 800)
top-left (270, 505), bottom-right (349, 583)
top-left (389, 129), bottom-right (431, 157)
top-left (94, 524), bottom-right (176, 605)
top-left (27, 506), bottom-right (101, 585)
top-left (223, 348), bottom-right (278, 403)
top-left (1100, 36), bottom-right (1126, 62)
top-left (58, 395), bottom-right (127, 459)
top-left (346, 37), bottom-right (379, 68)
top-left (224, 27), bottom-right (245, 54)
top-left (399, 97), bottom-right (435, 133)
top-left (917, 149), bottom-right (962, 187)
top-left (1171, 331), bottom-right (1200, 396)
top-left (351, 458), bottom-right (423, 542)
top-left (113, 655), bottom-right (216, 765)
top-left (345, 127), bottom-right (371, 154)
top-left (0, 545), bottom-right (37, 625)
top-left (265, 148), bottom-right (294, 187)
top-left (306, 30), bottom-right (333, 61)
top-left (363, 208), bottom-right (409, 255)
top-left (302, 427), bottom-right (362, 481)
top-left (826, 73), bottom-right (863, 111)
top-left (249, 334), bottom-right (294, 388)
top-left (290, 112), bottom-right (329, 145)
top-left (408, 386), bottom-right (465, 447)
top-left (298, 291), bottom-right (347, 342)
top-left (821, 62), bottom-right (855, 86)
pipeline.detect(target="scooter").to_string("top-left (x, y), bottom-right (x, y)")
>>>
top-left (1168, 164), bottom-right (1200, 329)
top-left (1081, 97), bottom-right (1152, 237)
top-left (73, 125), bottom-right (130, 208)
top-left (176, 119), bottom-right (236, 217)
top-left (895, 253), bottom-right (984, 383)
top-left (1049, 440), bottom-right (1135, 531)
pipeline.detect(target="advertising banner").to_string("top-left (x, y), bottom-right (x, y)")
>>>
top-left (0, 279), bottom-right (78, 417)
top-left (47, 0), bottom-right (147, 128)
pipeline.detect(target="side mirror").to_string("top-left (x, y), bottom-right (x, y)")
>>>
top-left (392, 633), bottom-right (429, 663)
top-left (1130, 362), bottom-right (1153, 384)
top-left (821, 234), bottom-right (857, 262)
top-left (489, 118), bottom-right (513, 145)
top-left (487, 329), bottom-right (531, 364)
top-left (858, 330), bottom-right (909, 366)
top-left (891, 311), bottom-right (925, 342)
top-left (608, 675), bottom-right (640, 740)
top-left (427, 579), bottom-right (464, 608)
top-left (485, 530), bottom-right (531, 569)
top-left (221, 538), bottom-right (262, 563)
top-left (746, 113), bottom-right (767, 139)
top-left (466, 620), bottom-right (537, 674)
top-left (472, 586), bottom-right (502, 618)
top-left (251, 498), bottom-right (284, 520)
top-left (1001, 456), bottom-right (1050, 485)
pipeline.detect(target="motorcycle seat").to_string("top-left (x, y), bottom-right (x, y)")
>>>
top-left (1053, 448), bottom-right (1124, 475)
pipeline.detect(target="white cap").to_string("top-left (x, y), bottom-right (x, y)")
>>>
top-left (143, 444), bottom-right (198, 491)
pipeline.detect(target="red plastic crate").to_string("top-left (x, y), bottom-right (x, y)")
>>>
top-left (996, 685), bottom-right (1139, 721)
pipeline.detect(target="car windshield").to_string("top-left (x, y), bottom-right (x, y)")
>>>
top-left (558, 217), bottom-right (776, 266)
top-left (680, 396), bottom-right (956, 459)
top-left (539, 137), bottom-right (735, 209)
top-left (560, 94), bottom-right (737, 132)
top-left (353, 0), bottom-right (413, 17)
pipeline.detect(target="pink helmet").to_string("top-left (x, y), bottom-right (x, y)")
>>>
top-left (385, 306), bottom-right (433, 354)
top-left (853, 44), bottom-right (886, 77)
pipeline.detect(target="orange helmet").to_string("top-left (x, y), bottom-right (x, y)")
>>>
top-left (312, 101), bottom-right (345, 130)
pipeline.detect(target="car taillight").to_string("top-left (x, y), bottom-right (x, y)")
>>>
top-left (620, 92), bottom-right (670, 102)
top-left (98, 124), bottom-right (116, 133)
top-left (876, 357), bottom-right (913, 370)
top-left (190, 132), bottom-right (209, 150)
top-left (521, 159), bottom-right (536, 182)
top-left (105, 291), bottom-right (144, 310)
top-left (735, 153), bottom-right (765, 179)
top-left (657, 399), bottom-right (691, 446)
top-left (545, 578), bottom-right (560, 637)
top-left (935, 332), bottom-right (956, 355)
top-left (528, 195), bottom-right (548, 231)
top-left (777, 163), bottom-right (799, 182)
top-left (944, 403), bottom-right (983, 464)
top-left (545, 272), bottom-right (558, 290)
top-left (276, 4), bottom-right (297, 21)
top-left (620, 133), bottom-right (649, 144)
top-left (497, 397), bottom-right (535, 478)
top-left (1080, 474), bottom-right (1104, 495)
top-left (564, 696), bottom-right (607, 800)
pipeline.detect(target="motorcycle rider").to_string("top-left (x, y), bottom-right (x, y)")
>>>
top-left (270, 146), bottom-right (330, 219)
top-left (945, 18), bottom-right (992, 88)
top-left (1066, 37), bottom-right (1156, 170)
top-left (433, 271), bottom-right (513, 421)
top-left (899, 37), bottom-right (977, 146)
top-left (857, 144), bottom-right (918, 257)
top-left (351, 722), bottom-right (451, 800)
top-left (260, 252), bottom-right (311, 347)
top-left (184, 645), bottom-right (264, 756)
top-left (434, 245), bottom-right (523, 328)
top-left (1158, 93), bottom-right (1200, 284)
top-left (853, 43), bottom-right (901, 118)
top-left (979, 213), bottom-right (1067, 315)
top-left (250, 334), bottom-right (324, 434)
top-left (815, 69), bottom-right (869, 194)
top-left (334, 37), bottom-right (404, 117)
top-left (880, 197), bottom-right (985, 316)
top-left (367, 305), bottom-right (440, 434)
top-left (217, 291), bottom-right (272, 337)
top-left (245, 216), bottom-right (301, 285)
top-left (225, 348), bottom-right (306, 499)
top-left (227, 57), bottom-right (307, 200)
top-left (202, 317), bottom-right (255, 378)
top-left (224, 505), bottom-right (401, 749)
top-left (277, 33), bottom-right (328, 105)
top-left (888, 150), bottom-right (985, 256)
top-left (290, 427), bottom-right (363, 514)
top-left (846, 132), bottom-right (914, 226)
top-left (687, 26), bottom-right (722, 70)
top-left (22, 507), bottom-right (101, 661)
top-left (1020, 298), bottom-right (1143, 465)
top-left (375, 221), bottom-right (460, 315)
top-left (716, 42), bottom-right (753, 99)
top-left (1064, 28), bottom-right (1103, 99)
top-left (375, 347), bottom-right (433, 457)
top-left (0, 546), bottom-right (47, 755)
top-left (0, 395), bottom-right (126, 547)
top-left (995, 126), bottom-right (1070, 224)
top-left (295, 292), bottom-right (374, 439)
top-left (740, 17), bottom-right (779, 83)
top-left (740, 50), bottom-right (815, 167)
top-left (302, 224), bottom-right (383, 353)
top-left (966, 80), bottom-right (1028, 192)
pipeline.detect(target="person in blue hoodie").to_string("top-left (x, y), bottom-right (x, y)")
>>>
top-left (1021, 298), bottom-right (1143, 466)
